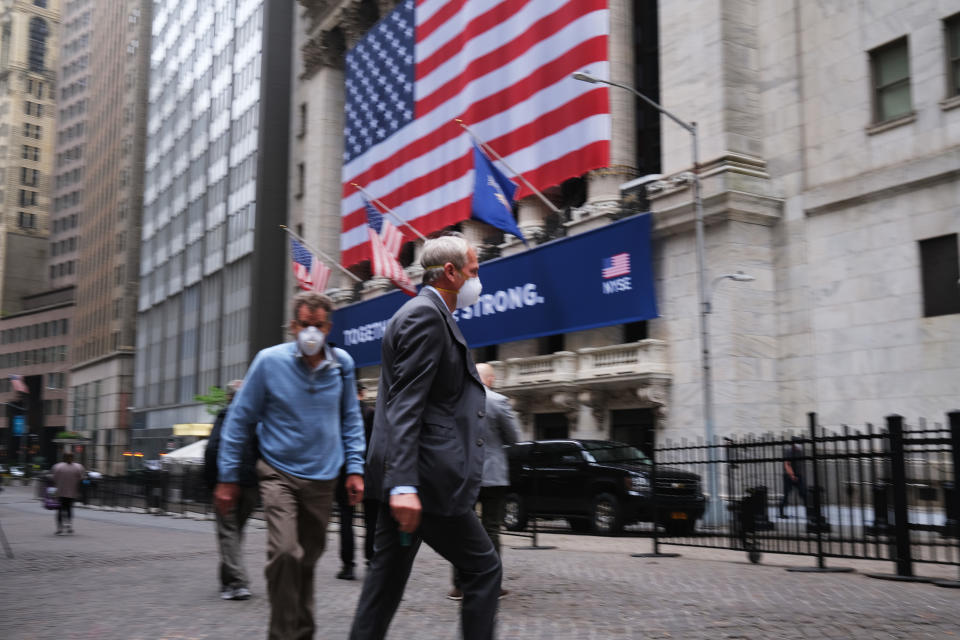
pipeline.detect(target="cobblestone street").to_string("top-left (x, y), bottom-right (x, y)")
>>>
top-left (1, 484), bottom-right (958, 639)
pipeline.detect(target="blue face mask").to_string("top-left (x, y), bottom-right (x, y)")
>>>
top-left (297, 326), bottom-right (325, 356)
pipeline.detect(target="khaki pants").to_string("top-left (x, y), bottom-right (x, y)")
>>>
top-left (257, 459), bottom-right (335, 640)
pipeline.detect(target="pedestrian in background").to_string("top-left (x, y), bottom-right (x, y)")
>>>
top-left (351, 234), bottom-right (501, 640)
top-left (215, 291), bottom-right (366, 640)
top-left (358, 385), bottom-right (378, 567)
top-left (51, 452), bottom-right (85, 535)
top-left (204, 378), bottom-right (257, 601)
top-left (335, 385), bottom-right (377, 580)
top-left (448, 362), bottom-right (519, 601)
top-left (779, 437), bottom-right (807, 519)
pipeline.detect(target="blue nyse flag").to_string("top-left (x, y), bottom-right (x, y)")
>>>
top-left (331, 213), bottom-right (658, 367)
top-left (470, 143), bottom-right (526, 245)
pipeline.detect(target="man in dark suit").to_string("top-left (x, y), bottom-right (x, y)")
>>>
top-left (350, 234), bottom-right (500, 640)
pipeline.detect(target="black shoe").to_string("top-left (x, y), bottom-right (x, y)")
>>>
top-left (336, 566), bottom-right (356, 580)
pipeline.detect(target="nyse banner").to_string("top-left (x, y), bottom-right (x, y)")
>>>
top-left (332, 213), bottom-right (658, 367)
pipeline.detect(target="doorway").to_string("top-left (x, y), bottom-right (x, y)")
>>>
top-left (534, 413), bottom-right (569, 440)
top-left (609, 408), bottom-right (657, 458)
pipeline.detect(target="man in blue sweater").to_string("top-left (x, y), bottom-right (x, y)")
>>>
top-left (215, 291), bottom-right (365, 639)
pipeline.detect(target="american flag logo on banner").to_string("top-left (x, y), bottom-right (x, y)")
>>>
top-left (601, 253), bottom-right (630, 279)
top-left (290, 238), bottom-right (332, 293)
top-left (340, 0), bottom-right (611, 267)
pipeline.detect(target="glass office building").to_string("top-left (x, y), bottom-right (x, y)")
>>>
top-left (133, 0), bottom-right (291, 450)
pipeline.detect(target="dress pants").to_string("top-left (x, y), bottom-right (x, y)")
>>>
top-left (362, 499), bottom-right (379, 564)
top-left (257, 459), bottom-right (334, 640)
top-left (335, 472), bottom-right (356, 569)
top-left (453, 485), bottom-right (506, 589)
top-left (216, 485), bottom-right (259, 589)
top-left (350, 501), bottom-right (501, 640)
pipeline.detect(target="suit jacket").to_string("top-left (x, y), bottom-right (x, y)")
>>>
top-left (480, 389), bottom-right (520, 488)
top-left (365, 289), bottom-right (487, 516)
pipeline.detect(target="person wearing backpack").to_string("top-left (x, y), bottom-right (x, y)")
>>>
top-left (214, 292), bottom-right (365, 639)
top-left (205, 378), bottom-right (258, 601)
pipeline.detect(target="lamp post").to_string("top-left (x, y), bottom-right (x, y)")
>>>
top-left (573, 71), bottom-right (740, 526)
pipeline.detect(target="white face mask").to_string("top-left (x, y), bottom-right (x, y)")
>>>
top-left (297, 326), bottom-right (325, 356)
top-left (456, 276), bottom-right (482, 309)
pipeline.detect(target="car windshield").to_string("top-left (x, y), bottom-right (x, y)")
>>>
top-left (583, 444), bottom-right (650, 464)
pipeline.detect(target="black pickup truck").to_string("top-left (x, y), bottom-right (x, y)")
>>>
top-left (503, 439), bottom-right (705, 535)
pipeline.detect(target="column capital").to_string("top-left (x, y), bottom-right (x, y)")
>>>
top-left (301, 28), bottom-right (347, 77)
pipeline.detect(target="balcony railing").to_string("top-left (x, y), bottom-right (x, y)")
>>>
top-left (499, 340), bottom-right (669, 391)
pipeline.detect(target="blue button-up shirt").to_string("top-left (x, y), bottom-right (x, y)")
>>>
top-left (218, 341), bottom-right (365, 482)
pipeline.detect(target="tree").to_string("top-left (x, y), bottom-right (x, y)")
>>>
top-left (194, 386), bottom-right (228, 416)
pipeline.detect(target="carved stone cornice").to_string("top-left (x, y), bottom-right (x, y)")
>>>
top-left (298, 0), bottom-right (335, 33)
top-left (341, 0), bottom-right (381, 47)
top-left (301, 27), bottom-right (347, 77)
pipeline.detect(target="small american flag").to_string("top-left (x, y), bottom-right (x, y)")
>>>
top-left (340, 0), bottom-right (611, 267)
top-left (367, 209), bottom-right (416, 297)
top-left (602, 253), bottom-right (630, 279)
top-left (364, 199), bottom-right (404, 258)
top-left (10, 374), bottom-right (28, 395)
top-left (290, 238), bottom-right (332, 293)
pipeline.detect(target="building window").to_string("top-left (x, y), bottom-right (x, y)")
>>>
top-left (34, 0), bottom-right (47, 7)
top-left (296, 162), bottom-right (304, 198)
top-left (919, 234), bottom-right (960, 317)
top-left (17, 212), bottom-right (35, 228)
top-left (947, 14), bottom-right (960, 98)
top-left (19, 189), bottom-right (36, 206)
top-left (28, 17), bottom-right (48, 72)
top-left (298, 102), bottom-right (307, 137)
top-left (870, 37), bottom-right (911, 123)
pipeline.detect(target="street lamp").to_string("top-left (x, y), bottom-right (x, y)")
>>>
top-left (573, 70), bottom-right (722, 525)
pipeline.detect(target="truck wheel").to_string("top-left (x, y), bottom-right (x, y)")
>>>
top-left (590, 493), bottom-right (623, 536)
top-left (503, 493), bottom-right (527, 531)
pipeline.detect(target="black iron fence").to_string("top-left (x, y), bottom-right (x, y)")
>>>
top-left (654, 412), bottom-right (960, 580)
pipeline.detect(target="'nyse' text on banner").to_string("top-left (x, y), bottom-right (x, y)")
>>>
top-left (339, 0), bottom-right (611, 267)
top-left (331, 213), bottom-right (657, 367)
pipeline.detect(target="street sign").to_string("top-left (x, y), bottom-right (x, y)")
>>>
top-left (12, 415), bottom-right (25, 436)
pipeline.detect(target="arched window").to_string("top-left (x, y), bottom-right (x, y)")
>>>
top-left (28, 17), bottom-right (47, 72)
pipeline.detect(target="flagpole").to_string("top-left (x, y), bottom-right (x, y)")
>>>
top-left (279, 225), bottom-right (363, 284)
top-left (350, 183), bottom-right (429, 241)
top-left (455, 119), bottom-right (562, 215)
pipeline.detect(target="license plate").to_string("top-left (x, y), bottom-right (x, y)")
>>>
top-left (670, 512), bottom-right (688, 520)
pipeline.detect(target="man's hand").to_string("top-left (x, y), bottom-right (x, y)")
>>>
top-left (345, 474), bottom-right (364, 506)
top-left (214, 482), bottom-right (240, 516)
top-left (389, 492), bottom-right (422, 533)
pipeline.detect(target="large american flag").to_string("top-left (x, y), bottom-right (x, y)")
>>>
top-left (290, 238), bottom-right (332, 293)
top-left (340, 0), bottom-right (610, 267)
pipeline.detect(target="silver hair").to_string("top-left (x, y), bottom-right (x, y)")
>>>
top-left (420, 233), bottom-right (470, 285)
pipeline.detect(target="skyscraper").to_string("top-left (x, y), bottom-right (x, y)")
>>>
top-left (133, 0), bottom-right (291, 453)
top-left (0, 0), bottom-right (61, 314)
top-left (66, 0), bottom-right (151, 474)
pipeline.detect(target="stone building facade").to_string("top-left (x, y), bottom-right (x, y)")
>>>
top-left (0, 0), bottom-right (61, 315)
top-left (292, 0), bottom-right (960, 451)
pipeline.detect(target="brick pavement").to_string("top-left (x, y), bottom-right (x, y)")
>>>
top-left (1, 484), bottom-right (958, 640)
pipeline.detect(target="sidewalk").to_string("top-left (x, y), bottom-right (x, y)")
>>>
top-left (1, 483), bottom-right (957, 639)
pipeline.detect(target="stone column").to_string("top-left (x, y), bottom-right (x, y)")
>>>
top-left (586, 0), bottom-right (637, 213)
top-left (516, 197), bottom-right (549, 242)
